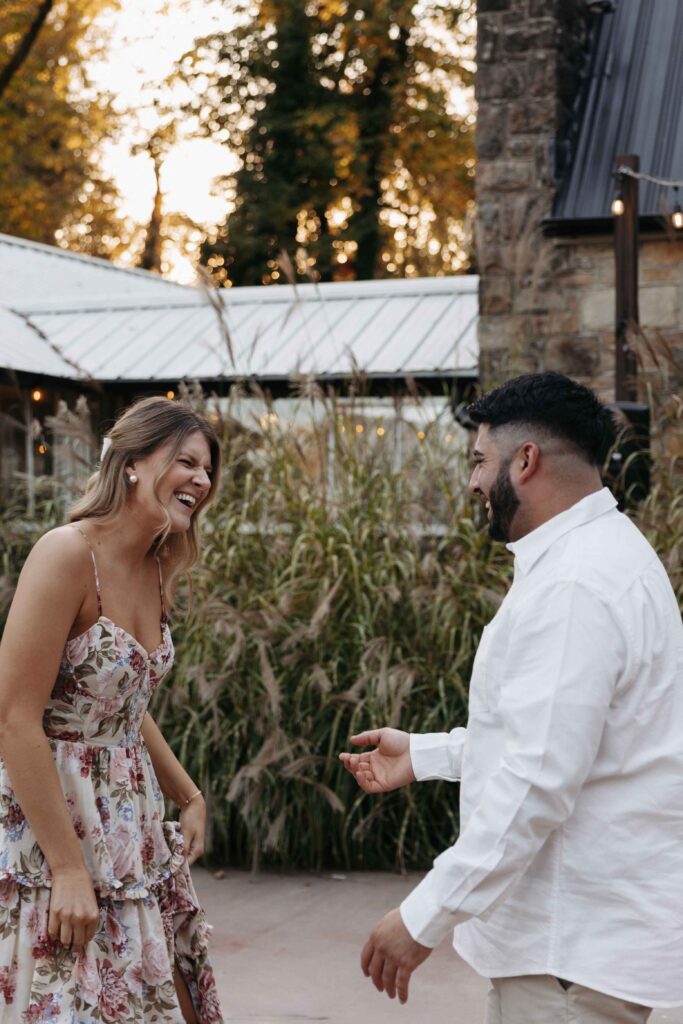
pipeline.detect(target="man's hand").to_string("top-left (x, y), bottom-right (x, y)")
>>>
top-left (339, 728), bottom-right (416, 793)
top-left (361, 907), bottom-right (432, 1004)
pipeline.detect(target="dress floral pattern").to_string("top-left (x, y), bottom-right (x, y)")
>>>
top-left (0, 545), bottom-right (223, 1023)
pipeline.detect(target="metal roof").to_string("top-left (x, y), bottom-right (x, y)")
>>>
top-left (550, 0), bottom-right (683, 228)
top-left (0, 233), bottom-right (478, 385)
top-left (0, 232), bottom-right (187, 308)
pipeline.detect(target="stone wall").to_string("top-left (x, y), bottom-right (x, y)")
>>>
top-left (475, 0), bottom-right (683, 402)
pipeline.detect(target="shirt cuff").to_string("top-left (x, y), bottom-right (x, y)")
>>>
top-left (400, 870), bottom-right (463, 948)
top-left (410, 732), bottom-right (460, 782)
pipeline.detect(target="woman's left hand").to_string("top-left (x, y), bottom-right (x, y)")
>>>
top-left (179, 794), bottom-right (206, 865)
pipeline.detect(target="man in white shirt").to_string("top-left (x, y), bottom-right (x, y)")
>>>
top-left (340, 372), bottom-right (683, 1023)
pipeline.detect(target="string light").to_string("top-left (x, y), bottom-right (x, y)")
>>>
top-left (355, 423), bottom-right (364, 434)
top-left (31, 388), bottom-right (43, 402)
top-left (612, 165), bottom-right (683, 228)
top-left (166, 390), bottom-right (175, 399)
top-left (610, 192), bottom-right (625, 216)
top-left (376, 426), bottom-right (385, 437)
top-left (37, 443), bottom-right (46, 455)
top-left (417, 430), bottom-right (426, 441)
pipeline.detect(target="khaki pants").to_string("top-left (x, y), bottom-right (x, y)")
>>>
top-left (485, 975), bottom-right (652, 1024)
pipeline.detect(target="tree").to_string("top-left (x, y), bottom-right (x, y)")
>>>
top-left (188, 0), bottom-right (338, 286)
top-left (131, 116), bottom-right (179, 273)
top-left (0, 0), bottom-right (127, 257)
top-left (0, 0), bottom-right (54, 101)
top-left (186, 0), bottom-right (474, 285)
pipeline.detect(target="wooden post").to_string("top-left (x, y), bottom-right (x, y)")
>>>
top-left (24, 392), bottom-right (35, 516)
top-left (614, 153), bottom-right (639, 402)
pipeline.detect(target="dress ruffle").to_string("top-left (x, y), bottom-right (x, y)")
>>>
top-left (0, 739), bottom-right (185, 900)
top-left (0, 860), bottom-right (223, 1023)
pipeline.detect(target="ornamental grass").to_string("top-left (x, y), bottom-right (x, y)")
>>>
top-left (151, 385), bottom-right (511, 871)
top-left (0, 382), bottom-right (680, 872)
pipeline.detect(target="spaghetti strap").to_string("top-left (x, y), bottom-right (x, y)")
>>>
top-left (71, 524), bottom-right (103, 617)
top-left (156, 556), bottom-right (167, 623)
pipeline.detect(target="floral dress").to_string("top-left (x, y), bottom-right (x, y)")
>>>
top-left (0, 533), bottom-right (223, 1023)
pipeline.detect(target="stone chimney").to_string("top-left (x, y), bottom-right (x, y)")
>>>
top-left (475, 0), bottom-right (592, 387)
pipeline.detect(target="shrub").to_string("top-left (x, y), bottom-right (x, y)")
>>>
top-left (1, 385), bottom-right (680, 872)
top-left (153, 390), bottom-right (511, 870)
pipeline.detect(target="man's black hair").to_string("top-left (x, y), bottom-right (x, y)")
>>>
top-left (467, 371), bottom-right (616, 466)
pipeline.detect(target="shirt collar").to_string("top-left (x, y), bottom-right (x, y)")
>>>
top-left (506, 487), bottom-right (617, 575)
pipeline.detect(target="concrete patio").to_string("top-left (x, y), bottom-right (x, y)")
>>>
top-left (193, 869), bottom-right (683, 1024)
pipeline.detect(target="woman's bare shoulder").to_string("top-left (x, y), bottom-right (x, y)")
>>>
top-left (24, 524), bottom-right (91, 580)
top-left (6, 526), bottom-right (92, 638)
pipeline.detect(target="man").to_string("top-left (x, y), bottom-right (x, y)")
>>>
top-left (340, 372), bottom-right (683, 1023)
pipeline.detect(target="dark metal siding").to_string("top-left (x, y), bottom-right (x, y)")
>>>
top-left (551, 0), bottom-right (683, 226)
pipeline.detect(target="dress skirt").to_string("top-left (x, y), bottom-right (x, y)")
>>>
top-left (0, 734), bottom-right (224, 1023)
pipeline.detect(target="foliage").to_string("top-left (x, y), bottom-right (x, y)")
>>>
top-left (0, 480), bottom-right (62, 632)
top-left (630, 393), bottom-right (683, 605)
top-left (184, 0), bottom-right (475, 285)
top-left (1, 384), bottom-right (680, 872)
top-left (0, 0), bottom-right (127, 256)
top-left (149, 388), bottom-right (508, 870)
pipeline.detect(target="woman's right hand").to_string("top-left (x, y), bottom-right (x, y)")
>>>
top-left (339, 728), bottom-right (416, 794)
top-left (48, 865), bottom-right (100, 954)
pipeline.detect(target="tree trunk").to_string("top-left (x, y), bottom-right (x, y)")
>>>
top-left (350, 24), bottom-right (410, 281)
top-left (351, 57), bottom-right (392, 280)
top-left (0, 0), bottom-right (54, 101)
top-left (139, 156), bottom-right (164, 272)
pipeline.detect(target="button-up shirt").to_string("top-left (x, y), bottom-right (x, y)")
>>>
top-left (400, 488), bottom-right (683, 1007)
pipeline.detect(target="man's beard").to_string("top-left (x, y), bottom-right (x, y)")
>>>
top-left (488, 461), bottom-right (520, 542)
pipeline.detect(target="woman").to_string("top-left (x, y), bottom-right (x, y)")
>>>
top-left (0, 397), bottom-right (224, 1023)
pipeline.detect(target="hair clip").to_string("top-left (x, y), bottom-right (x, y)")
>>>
top-left (100, 436), bottom-right (112, 462)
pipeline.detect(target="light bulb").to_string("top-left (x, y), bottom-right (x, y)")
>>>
top-left (672, 206), bottom-right (683, 230)
top-left (611, 193), bottom-right (625, 216)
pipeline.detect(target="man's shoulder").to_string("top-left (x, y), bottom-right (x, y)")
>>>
top-left (558, 507), bottom-right (667, 599)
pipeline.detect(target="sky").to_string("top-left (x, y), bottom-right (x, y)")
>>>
top-left (87, 0), bottom-right (238, 281)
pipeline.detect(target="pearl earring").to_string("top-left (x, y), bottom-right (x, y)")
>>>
top-left (128, 473), bottom-right (138, 484)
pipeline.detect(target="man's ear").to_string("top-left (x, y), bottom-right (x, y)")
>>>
top-left (518, 442), bottom-right (541, 482)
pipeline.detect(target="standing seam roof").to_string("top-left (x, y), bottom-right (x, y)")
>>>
top-left (0, 235), bottom-right (478, 382)
top-left (551, 0), bottom-right (683, 224)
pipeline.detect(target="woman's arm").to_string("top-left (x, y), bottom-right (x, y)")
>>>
top-left (0, 527), bottom-right (99, 951)
top-left (141, 712), bottom-right (206, 863)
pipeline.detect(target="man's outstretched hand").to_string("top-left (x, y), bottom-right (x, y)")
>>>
top-left (361, 908), bottom-right (432, 1004)
top-left (339, 728), bottom-right (416, 793)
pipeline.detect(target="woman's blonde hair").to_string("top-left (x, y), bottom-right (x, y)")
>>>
top-left (68, 396), bottom-right (221, 606)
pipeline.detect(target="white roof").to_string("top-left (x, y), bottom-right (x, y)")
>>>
top-left (0, 233), bottom-right (478, 383)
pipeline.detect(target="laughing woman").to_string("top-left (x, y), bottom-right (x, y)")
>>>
top-left (0, 397), bottom-right (224, 1023)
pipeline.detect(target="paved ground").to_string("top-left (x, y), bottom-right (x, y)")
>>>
top-left (193, 868), bottom-right (683, 1024)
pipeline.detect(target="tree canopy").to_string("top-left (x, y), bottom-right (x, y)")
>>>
top-left (184, 0), bottom-right (474, 286)
top-left (0, 0), bottom-right (127, 257)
